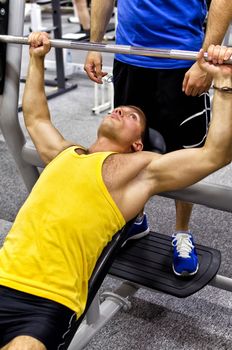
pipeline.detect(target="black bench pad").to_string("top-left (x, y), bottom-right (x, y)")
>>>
top-left (109, 231), bottom-right (221, 298)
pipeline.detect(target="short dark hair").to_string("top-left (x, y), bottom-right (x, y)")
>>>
top-left (126, 105), bottom-right (147, 142)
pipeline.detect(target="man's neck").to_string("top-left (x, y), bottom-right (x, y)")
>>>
top-left (88, 137), bottom-right (130, 154)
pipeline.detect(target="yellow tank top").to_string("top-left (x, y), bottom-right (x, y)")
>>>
top-left (0, 146), bottom-right (125, 316)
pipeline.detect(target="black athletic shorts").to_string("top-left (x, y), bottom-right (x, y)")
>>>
top-left (0, 286), bottom-right (76, 350)
top-left (113, 59), bottom-right (211, 152)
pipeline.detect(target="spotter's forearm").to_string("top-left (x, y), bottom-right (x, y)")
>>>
top-left (90, 0), bottom-right (115, 42)
top-left (203, 0), bottom-right (232, 49)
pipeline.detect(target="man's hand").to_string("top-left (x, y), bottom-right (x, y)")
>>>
top-left (207, 44), bottom-right (232, 66)
top-left (182, 62), bottom-right (213, 96)
top-left (84, 51), bottom-right (108, 83)
top-left (197, 45), bottom-right (232, 79)
top-left (28, 32), bottom-right (51, 58)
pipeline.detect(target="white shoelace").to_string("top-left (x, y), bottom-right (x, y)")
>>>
top-left (172, 233), bottom-right (194, 258)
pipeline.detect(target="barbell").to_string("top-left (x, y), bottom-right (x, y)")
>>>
top-left (0, 34), bottom-right (232, 64)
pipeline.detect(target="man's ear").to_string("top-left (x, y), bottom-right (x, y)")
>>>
top-left (131, 139), bottom-right (143, 152)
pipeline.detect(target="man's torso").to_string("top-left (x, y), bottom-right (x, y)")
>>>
top-left (115, 0), bottom-right (207, 68)
top-left (0, 147), bottom-right (137, 315)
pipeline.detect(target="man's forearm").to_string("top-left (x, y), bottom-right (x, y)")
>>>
top-left (203, 0), bottom-right (232, 48)
top-left (205, 75), bottom-right (232, 165)
top-left (90, 0), bottom-right (115, 42)
top-left (22, 55), bottom-right (50, 128)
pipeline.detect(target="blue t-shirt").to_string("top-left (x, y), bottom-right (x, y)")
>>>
top-left (115, 0), bottom-right (207, 68)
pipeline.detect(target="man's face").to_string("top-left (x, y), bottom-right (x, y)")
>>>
top-left (98, 106), bottom-right (144, 149)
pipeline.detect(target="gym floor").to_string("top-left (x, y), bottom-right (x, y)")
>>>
top-left (1, 5), bottom-right (232, 350)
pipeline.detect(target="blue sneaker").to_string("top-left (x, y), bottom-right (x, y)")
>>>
top-left (172, 231), bottom-right (199, 277)
top-left (123, 213), bottom-right (150, 245)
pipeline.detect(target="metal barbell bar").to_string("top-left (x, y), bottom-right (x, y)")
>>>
top-left (0, 34), bottom-right (232, 64)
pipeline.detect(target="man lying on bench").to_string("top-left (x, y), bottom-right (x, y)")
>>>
top-left (0, 32), bottom-right (232, 350)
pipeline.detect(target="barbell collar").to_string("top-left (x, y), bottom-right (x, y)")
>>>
top-left (0, 34), bottom-right (232, 64)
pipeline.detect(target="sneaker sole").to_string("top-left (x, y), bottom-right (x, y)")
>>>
top-left (172, 263), bottom-right (199, 277)
top-left (121, 228), bottom-right (150, 247)
top-left (67, 17), bottom-right (80, 24)
top-left (127, 228), bottom-right (150, 241)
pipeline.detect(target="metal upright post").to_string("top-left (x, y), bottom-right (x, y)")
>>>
top-left (48, 0), bottom-right (77, 97)
top-left (0, 0), bottom-right (40, 192)
top-left (51, 0), bottom-right (66, 89)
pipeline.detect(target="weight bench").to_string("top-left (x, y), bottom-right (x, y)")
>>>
top-left (63, 222), bottom-right (221, 349)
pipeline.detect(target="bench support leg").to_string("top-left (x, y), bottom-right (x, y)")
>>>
top-left (68, 282), bottom-right (138, 350)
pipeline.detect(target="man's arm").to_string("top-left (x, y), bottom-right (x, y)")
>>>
top-left (183, 0), bottom-right (232, 96)
top-left (90, 0), bottom-right (115, 43)
top-left (22, 32), bottom-right (74, 165)
top-left (147, 47), bottom-right (232, 194)
top-left (204, 0), bottom-right (232, 50)
top-left (84, 0), bottom-right (115, 83)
